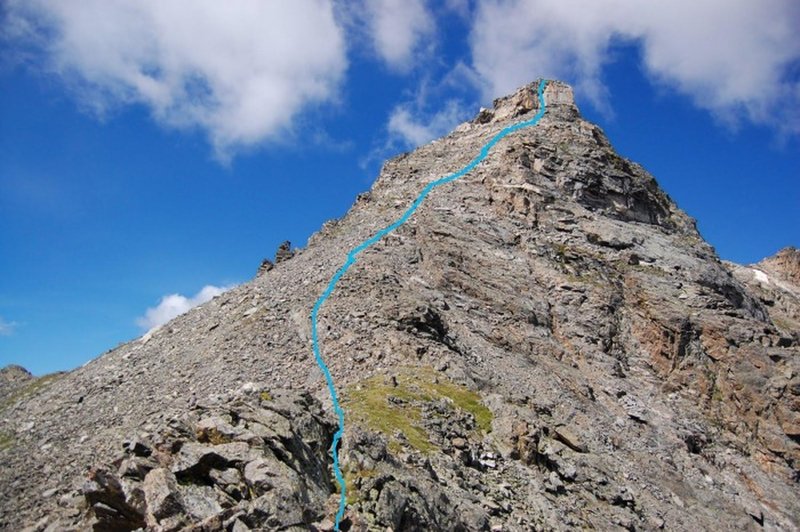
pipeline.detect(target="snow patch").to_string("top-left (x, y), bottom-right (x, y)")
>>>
top-left (753, 269), bottom-right (770, 284)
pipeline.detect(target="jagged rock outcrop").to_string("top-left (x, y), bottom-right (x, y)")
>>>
top-left (1, 79), bottom-right (798, 531)
top-left (41, 388), bottom-right (337, 531)
top-left (275, 241), bottom-right (295, 264)
top-left (256, 258), bottom-right (274, 277)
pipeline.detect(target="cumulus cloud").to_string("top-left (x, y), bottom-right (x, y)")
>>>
top-left (136, 285), bottom-right (232, 331)
top-left (3, 0), bottom-right (347, 158)
top-left (388, 99), bottom-right (469, 147)
top-left (470, 0), bottom-right (800, 132)
top-left (0, 317), bottom-right (18, 336)
top-left (361, 0), bottom-right (436, 71)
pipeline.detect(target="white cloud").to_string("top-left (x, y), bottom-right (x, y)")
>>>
top-left (136, 285), bottom-right (232, 331)
top-left (388, 99), bottom-right (469, 147)
top-left (470, 0), bottom-right (800, 132)
top-left (0, 317), bottom-right (18, 336)
top-left (361, 0), bottom-right (436, 71)
top-left (4, 0), bottom-right (347, 159)
top-left (443, 0), bottom-right (473, 18)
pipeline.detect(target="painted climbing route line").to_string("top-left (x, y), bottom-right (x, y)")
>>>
top-left (310, 79), bottom-right (549, 530)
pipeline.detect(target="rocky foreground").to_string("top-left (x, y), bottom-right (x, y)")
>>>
top-left (1, 80), bottom-right (798, 531)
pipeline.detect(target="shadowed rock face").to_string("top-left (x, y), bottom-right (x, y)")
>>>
top-left (1, 79), bottom-right (798, 531)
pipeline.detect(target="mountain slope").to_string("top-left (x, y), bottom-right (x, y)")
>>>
top-left (1, 80), bottom-right (798, 531)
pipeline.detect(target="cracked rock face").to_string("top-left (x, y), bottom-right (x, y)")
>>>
top-left (1, 79), bottom-right (799, 531)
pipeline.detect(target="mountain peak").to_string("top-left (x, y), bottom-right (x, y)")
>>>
top-left (1, 79), bottom-right (799, 531)
top-left (473, 79), bottom-right (578, 125)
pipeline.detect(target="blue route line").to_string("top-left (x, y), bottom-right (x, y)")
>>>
top-left (310, 79), bottom-right (549, 530)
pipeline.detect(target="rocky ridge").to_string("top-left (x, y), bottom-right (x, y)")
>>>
top-left (0, 365), bottom-right (36, 403)
top-left (1, 79), bottom-right (798, 531)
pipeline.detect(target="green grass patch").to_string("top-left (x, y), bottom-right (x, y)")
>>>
top-left (198, 429), bottom-right (233, 446)
top-left (0, 432), bottom-right (13, 451)
top-left (711, 385), bottom-right (724, 402)
top-left (343, 466), bottom-right (377, 505)
top-left (564, 271), bottom-right (604, 288)
top-left (674, 233), bottom-right (704, 250)
top-left (343, 367), bottom-right (493, 454)
top-left (552, 243), bottom-right (570, 262)
top-left (428, 377), bottom-right (493, 433)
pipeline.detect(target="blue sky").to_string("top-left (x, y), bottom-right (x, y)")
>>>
top-left (1, 0), bottom-right (798, 375)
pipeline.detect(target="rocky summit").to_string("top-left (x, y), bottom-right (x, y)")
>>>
top-left (1, 79), bottom-right (798, 531)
